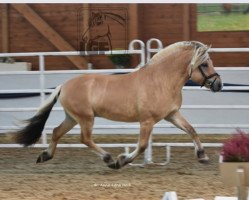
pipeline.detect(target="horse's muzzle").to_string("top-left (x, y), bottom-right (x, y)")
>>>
top-left (210, 78), bottom-right (223, 92)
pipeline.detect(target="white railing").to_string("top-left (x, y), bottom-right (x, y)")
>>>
top-left (146, 38), bottom-right (164, 62)
top-left (0, 39), bottom-right (249, 165)
top-left (0, 40), bottom-right (145, 104)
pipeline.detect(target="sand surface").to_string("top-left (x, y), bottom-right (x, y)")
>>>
top-left (0, 137), bottom-right (236, 200)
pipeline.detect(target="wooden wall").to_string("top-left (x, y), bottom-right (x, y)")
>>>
top-left (0, 4), bottom-right (130, 70)
top-left (140, 4), bottom-right (249, 67)
top-left (3, 4), bottom-right (81, 70)
top-left (140, 4), bottom-right (186, 44)
top-left (0, 7), bottom-right (2, 52)
top-left (189, 5), bottom-right (249, 67)
top-left (0, 4), bottom-right (249, 70)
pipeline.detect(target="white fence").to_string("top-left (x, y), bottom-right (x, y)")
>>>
top-left (0, 38), bottom-right (249, 164)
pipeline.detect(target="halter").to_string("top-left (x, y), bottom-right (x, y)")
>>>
top-left (198, 64), bottom-right (220, 88)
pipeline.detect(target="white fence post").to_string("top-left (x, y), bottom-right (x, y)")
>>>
top-left (39, 54), bottom-right (47, 145)
top-left (146, 38), bottom-right (163, 63)
top-left (39, 55), bottom-right (45, 104)
top-left (128, 39), bottom-right (145, 67)
top-left (144, 134), bottom-right (153, 164)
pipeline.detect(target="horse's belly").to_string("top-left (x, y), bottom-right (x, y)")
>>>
top-left (94, 105), bottom-right (139, 122)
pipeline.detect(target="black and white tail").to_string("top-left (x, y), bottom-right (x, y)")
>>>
top-left (11, 85), bottom-right (62, 146)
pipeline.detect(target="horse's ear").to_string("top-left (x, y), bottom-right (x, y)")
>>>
top-left (207, 44), bottom-right (212, 53)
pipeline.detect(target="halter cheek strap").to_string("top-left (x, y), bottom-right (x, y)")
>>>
top-left (198, 66), bottom-right (220, 87)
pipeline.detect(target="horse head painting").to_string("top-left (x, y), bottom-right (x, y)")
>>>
top-left (80, 11), bottom-right (126, 52)
top-left (11, 41), bottom-right (222, 169)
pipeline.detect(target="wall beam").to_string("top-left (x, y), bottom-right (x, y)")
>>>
top-left (12, 4), bottom-right (88, 69)
top-left (2, 4), bottom-right (9, 53)
top-left (128, 4), bottom-right (139, 41)
top-left (183, 4), bottom-right (190, 41)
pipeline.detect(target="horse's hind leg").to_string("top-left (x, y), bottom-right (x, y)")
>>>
top-left (165, 111), bottom-right (209, 163)
top-left (37, 114), bottom-right (76, 163)
top-left (78, 117), bottom-right (116, 169)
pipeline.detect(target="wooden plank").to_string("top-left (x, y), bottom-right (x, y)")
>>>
top-left (12, 4), bottom-right (88, 69)
top-left (1, 4), bottom-right (9, 53)
top-left (82, 4), bottom-right (90, 41)
top-left (82, 4), bottom-right (90, 64)
top-left (128, 4), bottom-right (139, 66)
top-left (183, 4), bottom-right (190, 41)
top-left (128, 4), bottom-right (139, 41)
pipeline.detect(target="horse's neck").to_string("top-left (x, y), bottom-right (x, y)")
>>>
top-left (147, 52), bottom-right (191, 91)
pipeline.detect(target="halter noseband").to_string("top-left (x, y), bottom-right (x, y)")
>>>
top-left (198, 64), bottom-right (220, 88)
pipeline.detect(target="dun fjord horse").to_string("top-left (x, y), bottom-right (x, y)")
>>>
top-left (12, 41), bottom-right (222, 169)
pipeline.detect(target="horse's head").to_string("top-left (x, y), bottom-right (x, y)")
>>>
top-left (188, 42), bottom-right (223, 92)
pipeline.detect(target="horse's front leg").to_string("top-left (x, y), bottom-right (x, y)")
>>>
top-left (115, 120), bottom-right (154, 169)
top-left (165, 111), bottom-right (209, 163)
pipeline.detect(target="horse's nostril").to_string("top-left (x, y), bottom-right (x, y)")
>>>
top-left (217, 82), bottom-right (223, 91)
top-left (211, 80), bottom-right (222, 92)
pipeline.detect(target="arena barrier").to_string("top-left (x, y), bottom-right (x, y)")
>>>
top-left (0, 39), bottom-right (249, 165)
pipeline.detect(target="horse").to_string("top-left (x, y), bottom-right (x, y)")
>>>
top-left (11, 41), bottom-right (222, 169)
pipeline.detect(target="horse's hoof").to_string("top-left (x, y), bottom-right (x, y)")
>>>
top-left (196, 149), bottom-right (209, 164)
top-left (103, 154), bottom-right (120, 169)
top-left (198, 155), bottom-right (209, 164)
top-left (107, 162), bottom-right (121, 170)
top-left (107, 154), bottom-right (129, 169)
top-left (198, 157), bottom-right (209, 164)
top-left (103, 154), bottom-right (114, 164)
top-left (116, 154), bottom-right (129, 168)
top-left (36, 151), bottom-right (52, 163)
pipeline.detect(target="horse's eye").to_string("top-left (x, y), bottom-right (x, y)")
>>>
top-left (201, 63), bottom-right (208, 68)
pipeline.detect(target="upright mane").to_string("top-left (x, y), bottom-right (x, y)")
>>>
top-left (149, 41), bottom-right (210, 71)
